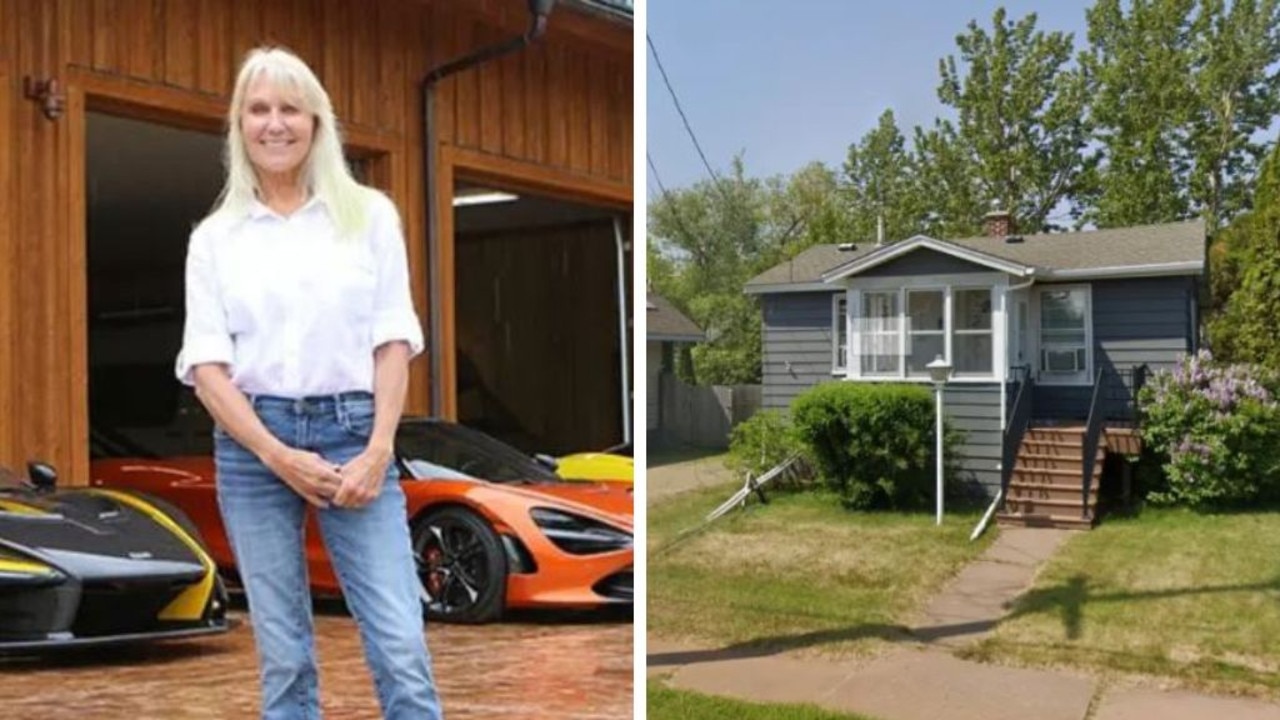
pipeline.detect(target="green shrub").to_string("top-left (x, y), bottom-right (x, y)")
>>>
top-left (789, 382), bottom-right (961, 509)
top-left (1139, 349), bottom-right (1280, 506)
top-left (726, 410), bottom-right (811, 490)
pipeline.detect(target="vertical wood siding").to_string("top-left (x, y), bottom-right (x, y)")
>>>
top-left (454, 220), bottom-right (623, 455)
top-left (0, 0), bottom-right (14, 467)
top-left (0, 0), bottom-right (632, 479)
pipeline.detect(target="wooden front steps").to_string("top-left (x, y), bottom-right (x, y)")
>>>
top-left (997, 426), bottom-right (1101, 530)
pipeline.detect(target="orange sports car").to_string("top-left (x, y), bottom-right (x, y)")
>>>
top-left (90, 418), bottom-right (633, 624)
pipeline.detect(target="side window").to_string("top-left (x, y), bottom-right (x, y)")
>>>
top-left (1039, 287), bottom-right (1090, 383)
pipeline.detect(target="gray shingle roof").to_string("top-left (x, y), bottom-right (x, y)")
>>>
top-left (747, 244), bottom-right (880, 287)
top-left (648, 293), bottom-right (704, 341)
top-left (746, 219), bottom-right (1205, 290)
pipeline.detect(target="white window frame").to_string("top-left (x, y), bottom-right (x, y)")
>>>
top-left (905, 287), bottom-right (948, 379)
top-left (1034, 284), bottom-right (1093, 386)
top-left (859, 290), bottom-right (902, 377)
top-left (847, 273), bottom-right (1006, 383)
top-left (832, 293), bottom-right (849, 374)
top-left (952, 287), bottom-right (996, 378)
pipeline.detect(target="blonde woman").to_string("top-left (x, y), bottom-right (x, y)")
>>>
top-left (176, 47), bottom-right (442, 720)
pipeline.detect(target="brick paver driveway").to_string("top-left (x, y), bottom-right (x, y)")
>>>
top-left (0, 605), bottom-right (632, 719)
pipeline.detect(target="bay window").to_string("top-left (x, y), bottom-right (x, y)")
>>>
top-left (849, 285), bottom-right (997, 381)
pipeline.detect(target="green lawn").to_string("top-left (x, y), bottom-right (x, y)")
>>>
top-left (966, 507), bottom-right (1280, 696)
top-left (647, 443), bottom-right (729, 469)
top-left (648, 683), bottom-right (880, 720)
top-left (649, 481), bottom-right (994, 657)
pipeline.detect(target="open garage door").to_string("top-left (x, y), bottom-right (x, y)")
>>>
top-left (453, 182), bottom-right (631, 456)
top-left (86, 113), bottom-right (223, 458)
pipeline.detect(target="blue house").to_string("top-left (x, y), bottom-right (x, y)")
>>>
top-left (745, 213), bottom-right (1205, 527)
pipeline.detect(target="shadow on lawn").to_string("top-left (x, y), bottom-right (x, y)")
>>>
top-left (648, 617), bottom-right (1006, 668)
top-left (1004, 574), bottom-right (1280, 640)
top-left (648, 576), bottom-right (1280, 669)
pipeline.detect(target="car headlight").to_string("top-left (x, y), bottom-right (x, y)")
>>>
top-left (0, 544), bottom-right (61, 581)
top-left (529, 508), bottom-right (632, 555)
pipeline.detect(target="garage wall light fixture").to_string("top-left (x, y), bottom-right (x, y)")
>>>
top-left (23, 76), bottom-right (65, 121)
top-left (452, 191), bottom-right (520, 207)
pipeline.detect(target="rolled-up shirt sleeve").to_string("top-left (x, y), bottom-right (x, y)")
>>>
top-left (369, 193), bottom-right (425, 358)
top-left (174, 226), bottom-right (234, 385)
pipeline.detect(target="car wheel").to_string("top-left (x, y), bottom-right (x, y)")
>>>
top-left (412, 507), bottom-right (506, 623)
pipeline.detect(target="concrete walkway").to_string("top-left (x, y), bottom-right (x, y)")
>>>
top-left (910, 526), bottom-right (1072, 646)
top-left (648, 525), bottom-right (1280, 720)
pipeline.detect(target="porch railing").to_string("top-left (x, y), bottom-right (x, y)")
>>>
top-left (1002, 365), bottom-right (1034, 506)
top-left (1100, 365), bottom-right (1150, 424)
top-left (1081, 368), bottom-right (1108, 519)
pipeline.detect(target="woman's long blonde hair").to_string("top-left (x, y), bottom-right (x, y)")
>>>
top-left (206, 46), bottom-right (369, 238)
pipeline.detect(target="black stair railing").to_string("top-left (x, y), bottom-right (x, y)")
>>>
top-left (1002, 365), bottom-right (1034, 508)
top-left (1081, 367), bottom-right (1108, 519)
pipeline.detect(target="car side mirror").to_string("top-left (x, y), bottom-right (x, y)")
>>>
top-left (27, 461), bottom-right (57, 493)
top-left (533, 453), bottom-right (559, 472)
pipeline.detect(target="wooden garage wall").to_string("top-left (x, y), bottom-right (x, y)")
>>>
top-left (0, 2), bottom-right (15, 480)
top-left (0, 0), bottom-right (632, 480)
top-left (456, 219), bottom-right (622, 455)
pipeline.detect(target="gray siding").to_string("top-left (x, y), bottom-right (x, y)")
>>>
top-left (761, 292), bottom-right (838, 409)
top-left (760, 289), bottom-right (1002, 495)
top-left (943, 384), bottom-right (1003, 496)
top-left (861, 248), bottom-right (994, 277)
top-left (1036, 276), bottom-right (1196, 420)
top-left (1094, 276), bottom-right (1195, 373)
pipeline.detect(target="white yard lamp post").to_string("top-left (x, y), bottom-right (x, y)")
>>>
top-left (926, 355), bottom-right (953, 526)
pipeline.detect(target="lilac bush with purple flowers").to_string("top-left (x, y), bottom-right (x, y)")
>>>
top-left (1139, 349), bottom-right (1280, 506)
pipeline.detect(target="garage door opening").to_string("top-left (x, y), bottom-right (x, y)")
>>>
top-left (453, 182), bottom-right (631, 457)
top-left (86, 112), bottom-right (223, 459)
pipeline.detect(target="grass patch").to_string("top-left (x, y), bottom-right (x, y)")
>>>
top-left (968, 507), bottom-right (1280, 696)
top-left (648, 683), bottom-right (879, 720)
top-left (648, 444), bottom-right (728, 468)
top-left (648, 483), bottom-right (993, 657)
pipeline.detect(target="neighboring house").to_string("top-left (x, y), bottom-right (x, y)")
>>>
top-left (647, 293), bottom-right (705, 442)
top-left (746, 212), bottom-right (1205, 527)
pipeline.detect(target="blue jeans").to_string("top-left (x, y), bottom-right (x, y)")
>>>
top-left (214, 392), bottom-right (443, 720)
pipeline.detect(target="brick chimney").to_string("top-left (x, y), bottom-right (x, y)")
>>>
top-left (983, 209), bottom-right (1015, 238)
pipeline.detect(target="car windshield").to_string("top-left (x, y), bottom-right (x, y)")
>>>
top-left (396, 421), bottom-right (559, 483)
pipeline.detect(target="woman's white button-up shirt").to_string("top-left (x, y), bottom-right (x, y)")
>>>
top-left (175, 190), bottom-right (424, 398)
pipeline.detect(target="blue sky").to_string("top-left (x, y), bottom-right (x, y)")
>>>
top-left (646, 1), bottom-right (1094, 193)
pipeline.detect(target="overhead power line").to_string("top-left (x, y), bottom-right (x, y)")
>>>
top-left (647, 152), bottom-right (707, 258)
top-left (647, 33), bottom-right (728, 194)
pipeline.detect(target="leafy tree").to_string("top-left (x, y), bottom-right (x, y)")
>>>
top-left (1082, 0), bottom-right (1280, 232)
top-left (841, 109), bottom-right (928, 244)
top-left (912, 120), bottom-right (987, 238)
top-left (648, 157), bottom-right (847, 385)
top-left (1080, 0), bottom-right (1196, 227)
top-left (1186, 0), bottom-right (1280, 232)
top-left (935, 7), bottom-right (1092, 232)
top-left (763, 161), bottom-right (852, 265)
top-left (1209, 139), bottom-right (1280, 366)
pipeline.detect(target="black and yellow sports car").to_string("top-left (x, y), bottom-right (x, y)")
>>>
top-left (0, 462), bottom-right (228, 653)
